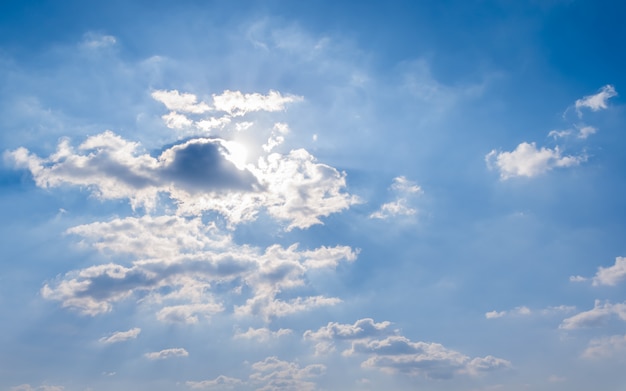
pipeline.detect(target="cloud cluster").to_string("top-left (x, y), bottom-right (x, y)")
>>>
top-left (42, 215), bottom-right (357, 320)
top-left (486, 85), bottom-right (616, 179)
top-left (186, 357), bottom-right (325, 391)
top-left (5, 130), bottom-right (358, 229)
top-left (304, 318), bottom-right (510, 379)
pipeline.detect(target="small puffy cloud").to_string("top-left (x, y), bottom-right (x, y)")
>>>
top-left (145, 348), bottom-right (189, 360)
top-left (186, 376), bottom-right (244, 390)
top-left (582, 334), bottom-right (626, 359)
top-left (212, 90), bottom-right (303, 117)
top-left (560, 300), bottom-right (626, 329)
top-left (370, 176), bottom-right (422, 219)
top-left (485, 311), bottom-right (506, 319)
top-left (548, 129), bottom-right (572, 139)
top-left (569, 275), bottom-right (587, 283)
top-left (485, 142), bottom-right (584, 179)
top-left (234, 327), bottom-right (292, 342)
top-left (575, 85), bottom-right (617, 115)
top-left (152, 90), bottom-right (211, 114)
top-left (591, 256), bottom-right (626, 286)
top-left (162, 111), bottom-right (193, 129)
top-left (98, 327), bottom-right (141, 344)
top-left (249, 356), bottom-right (326, 391)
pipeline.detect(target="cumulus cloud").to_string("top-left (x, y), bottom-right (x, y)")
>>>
top-left (349, 336), bottom-right (510, 379)
top-left (43, 216), bottom-right (357, 319)
top-left (145, 348), bottom-right (189, 360)
top-left (6, 131), bottom-right (357, 229)
top-left (186, 376), bottom-right (244, 390)
top-left (98, 327), bottom-right (141, 344)
top-left (575, 85), bottom-right (617, 115)
top-left (304, 319), bottom-right (508, 379)
top-left (234, 327), bottom-right (292, 342)
top-left (370, 176), bottom-right (422, 219)
top-left (591, 257), bottom-right (626, 286)
top-left (249, 356), bottom-right (326, 391)
top-left (582, 334), bottom-right (626, 359)
top-left (485, 142), bottom-right (584, 179)
top-left (560, 300), bottom-right (626, 329)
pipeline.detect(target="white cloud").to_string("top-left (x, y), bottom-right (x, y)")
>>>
top-left (186, 376), bottom-right (244, 390)
top-left (234, 327), bottom-right (292, 342)
top-left (485, 142), bottom-right (584, 179)
top-left (212, 90), bottom-right (303, 117)
top-left (370, 176), bottom-right (422, 219)
top-left (486, 305), bottom-right (574, 319)
top-left (249, 356), bottom-right (326, 391)
top-left (485, 311), bottom-right (506, 319)
top-left (156, 303), bottom-right (224, 324)
top-left (591, 256), bottom-right (626, 286)
top-left (6, 131), bottom-right (357, 229)
top-left (152, 90), bottom-right (211, 114)
top-left (548, 129), bottom-right (572, 139)
top-left (582, 334), bottom-right (626, 359)
top-left (162, 111), bottom-right (193, 129)
top-left (569, 275), bottom-right (587, 282)
top-left (98, 327), bottom-right (141, 344)
top-left (304, 319), bottom-right (509, 379)
top-left (43, 216), bottom-right (357, 320)
top-left (349, 336), bottom-right (510, 379)
top-left (575, 85), bottom-right (617, 115)
top-left (577, 125), bottom-right (597, 139)
top-left (560, 300), bottom-right (626, 329)
top-left (145, 348), bottom-right (189, 360)
top-left (81, 32), bottom-right (117, 49)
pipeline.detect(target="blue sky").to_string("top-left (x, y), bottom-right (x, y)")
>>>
top-left (1, 1), bottom-right (626, 390)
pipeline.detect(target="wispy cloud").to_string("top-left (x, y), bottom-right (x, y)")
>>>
top-left (145, 348), bottom-right (189, 360)
top-left (99, 327), bottom-right (141, 344)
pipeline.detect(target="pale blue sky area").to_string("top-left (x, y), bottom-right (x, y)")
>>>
top-left (1, 1), bottom-right (626, 390)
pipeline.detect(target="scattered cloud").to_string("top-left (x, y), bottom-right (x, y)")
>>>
top-left (234, 327), bottom-right (293, 342)
top-left (151, 90), bottom-right (211, 114)
top-left (575, 85), bottom-right (617, 115)
top-left (485, 305), bottom-right (573, 319)
top-left (42, 215), bottom-right (357, 320)
top-left (591, 256), bottom-right (626, 286)
top-left (186, 376), bottom-right (244, 390)
top-left (582, 334), bottom-right (626, 359)
top-left (370, 176), bottom-right (422, 219)
top-left (212, 90), bottom-right (303, 117)
top-left (98, 327), bottom-right (141, 344)
top-left (560, 300), bottom-right (626, 329)
top-left (145, 348), bottom-right (189, 360)
top-left (485, 142), bottom-right (584, 179)
top-left (305, 319), bottom-right (509, 379)
top-left (249, 356), bottom-right (326, 391)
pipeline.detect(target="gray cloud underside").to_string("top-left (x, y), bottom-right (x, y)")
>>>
top-left (43, 215), bottom-right (357, 320)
